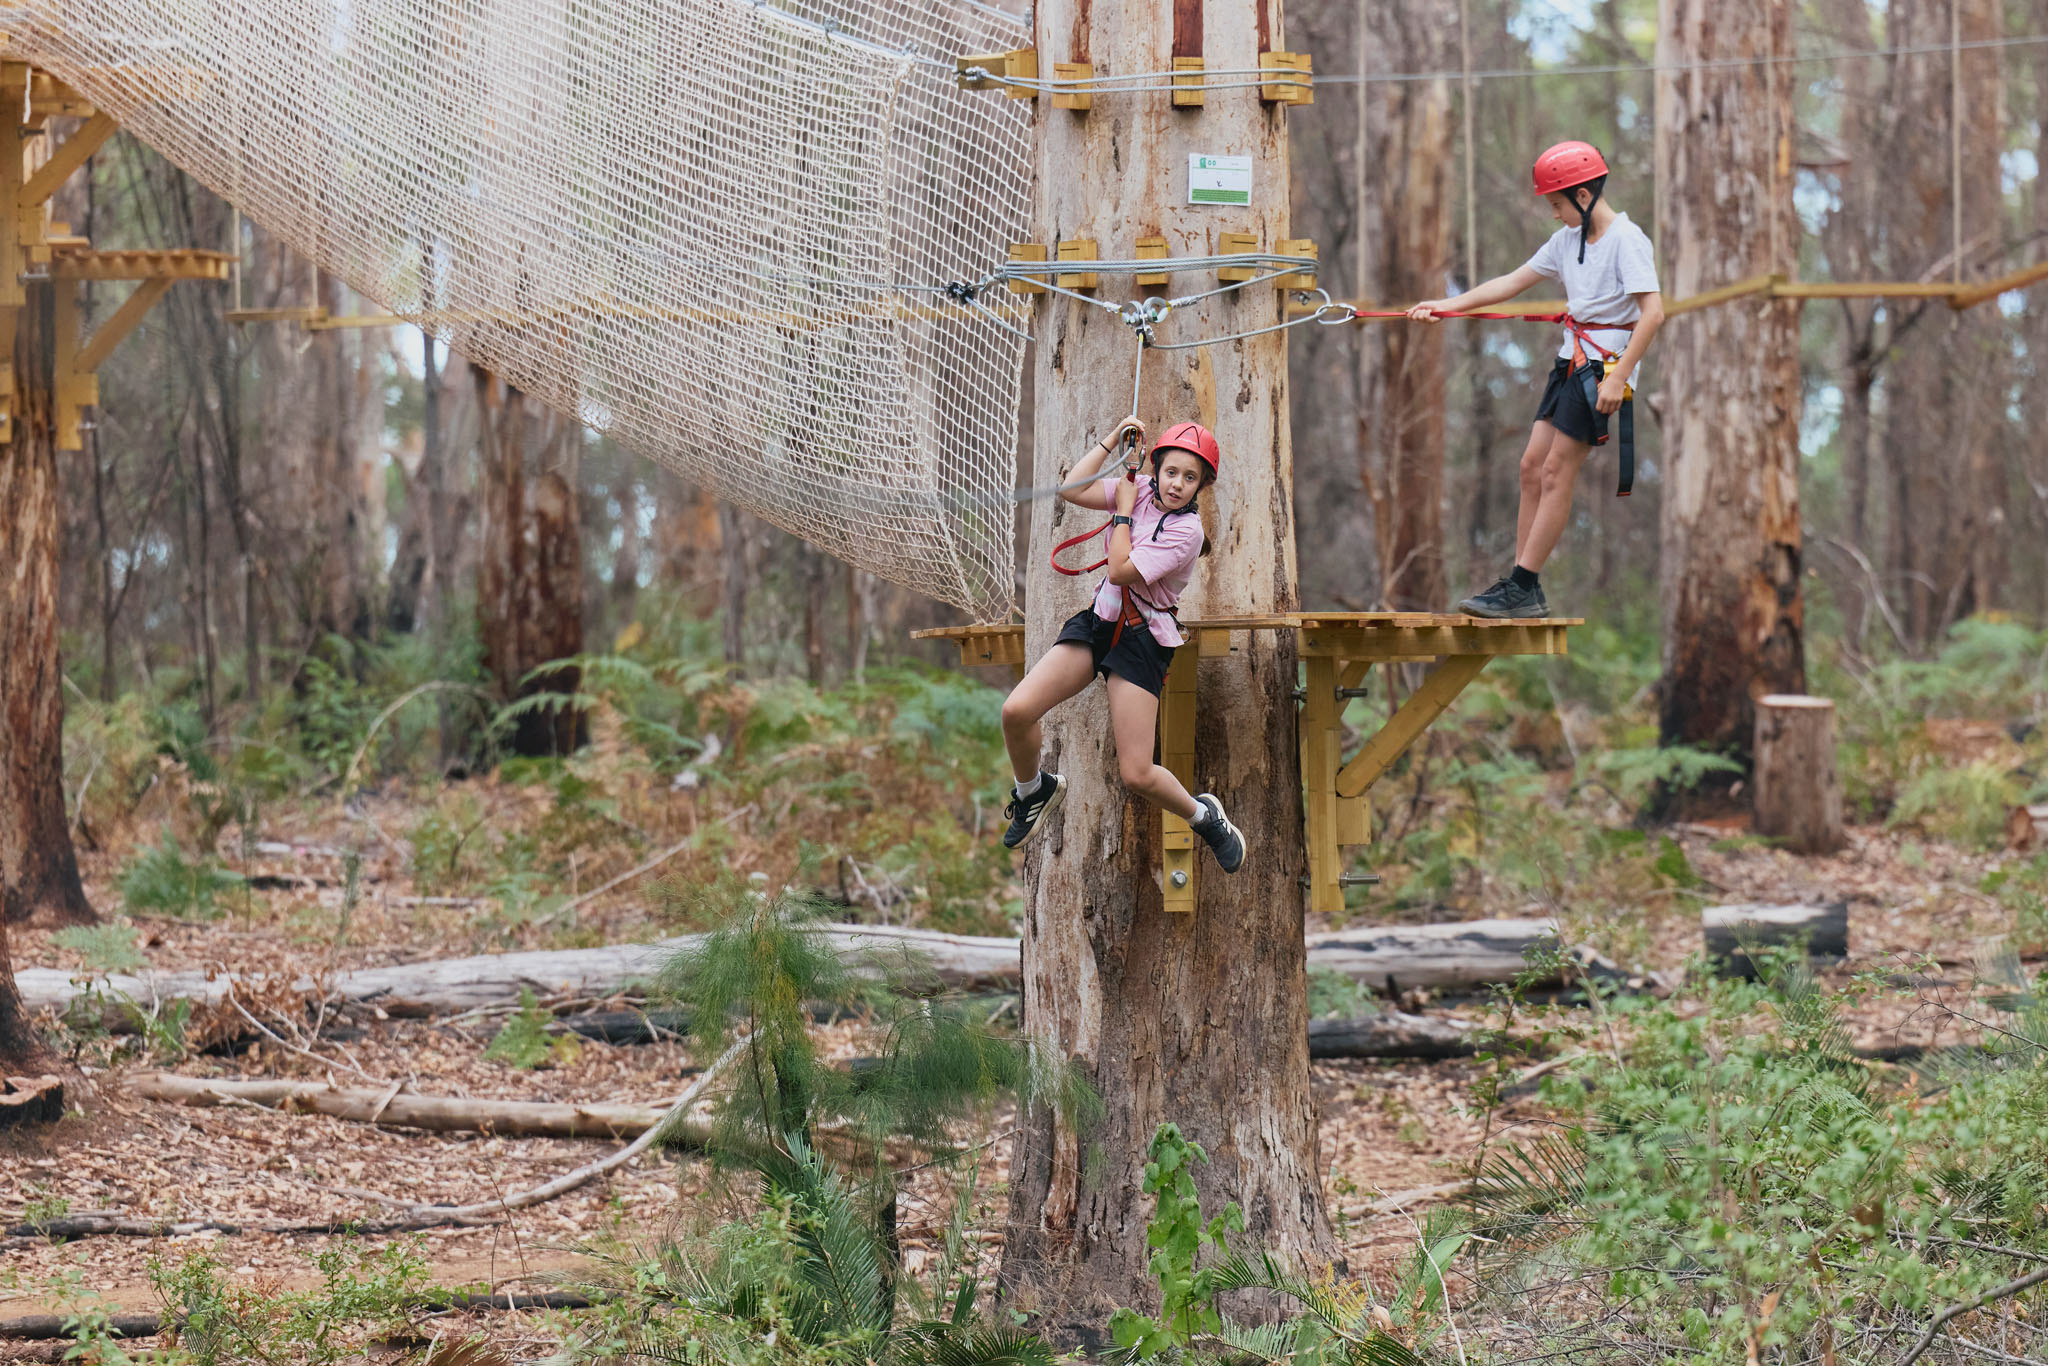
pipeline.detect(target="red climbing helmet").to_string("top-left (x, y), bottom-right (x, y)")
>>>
top-left (1151, 422), bottom-right (1221, 477)
top-left (1531, 140), bottom-right (1609, 196)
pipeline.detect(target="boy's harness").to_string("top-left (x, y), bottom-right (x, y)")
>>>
top-left (1352, 307), bottom-right (1638, 497)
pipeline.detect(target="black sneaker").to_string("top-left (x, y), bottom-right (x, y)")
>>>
top-left (1191, 794), bottom-right (1245, 874)
top-left (1457, 578), bottom-right (1550, 619)
top-left (1001, 773), bottom-right (1066, 849)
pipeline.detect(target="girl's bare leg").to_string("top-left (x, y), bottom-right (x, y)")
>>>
top-left (1105, 673), bottom-right (1200, 819)
top-left (1514, 420), bottom-right (1560, 564)
top-left (1000, 643), bottom-right (1098, 786)
top-left (1518, 427), bottom-right (1593, 573)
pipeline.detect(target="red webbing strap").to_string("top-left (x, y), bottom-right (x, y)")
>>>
top-left (1350, 307), bottom-right (1631, 364)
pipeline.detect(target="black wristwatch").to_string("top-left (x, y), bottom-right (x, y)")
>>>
top-left (1110, 514), bottom-right (1134, 527)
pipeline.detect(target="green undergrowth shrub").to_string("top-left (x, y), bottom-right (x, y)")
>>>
top-left (119, 834), bottom-right (245, 918)
top-left (558, 887), bottom-right (1089, 1365)
top-left (1460, 953), bottom-right (2048, 1361)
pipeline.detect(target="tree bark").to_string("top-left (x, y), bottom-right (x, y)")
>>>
top-left (1356, 2), bottom-right (1453, 611)
top-left (1875, 0), bottom-right (2007, 645)
top-left (1653, 0), bottom-right (1805, 773)
top-left (475, 370), bottom-right (586, 757)
top-left (1752, 694), bottom-right (1843, 854)
top-left (0, 282), bottom-right (95, 929)
top-left (1000, 0), bottom-right (1331, 1335)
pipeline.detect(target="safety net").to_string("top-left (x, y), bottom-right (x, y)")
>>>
top-left (4, 0), bottom-right (1034, 620)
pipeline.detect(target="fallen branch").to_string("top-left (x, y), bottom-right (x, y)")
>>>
top-left (1897, 1262), bottom-right (2048, 1366)
top-left (0, 1292), bottom-right (599, 1343)
top-left (1307, 1012), bottom-right (1476, 1059)
top-left (1338, 1180), bottom-right (1476, 1221)
top-left (126, 1073), bottom-right (707, 1143)
top-left (539, 834), bottom-right (699, 926)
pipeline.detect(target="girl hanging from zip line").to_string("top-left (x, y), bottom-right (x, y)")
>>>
top-left (1407, 140), bottom-right (1665, 619)
top-left (996, 417), bottom-right (1246, 874)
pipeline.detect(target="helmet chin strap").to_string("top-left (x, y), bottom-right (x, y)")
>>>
top-left (1575, 183), bottom-right (1602, 263)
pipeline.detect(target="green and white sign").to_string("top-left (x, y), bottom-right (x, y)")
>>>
top-left (1187, 153), bottom-right (1252, 206)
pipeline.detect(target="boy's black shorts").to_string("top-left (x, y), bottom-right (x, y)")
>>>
top-left (1054, 607), bottom-right (1175, 697)
top-left (1533, 355), bottom-right (1608, 446)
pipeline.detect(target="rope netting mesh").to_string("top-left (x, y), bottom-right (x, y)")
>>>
top-left (3, 0), bottom-right (1034, 620)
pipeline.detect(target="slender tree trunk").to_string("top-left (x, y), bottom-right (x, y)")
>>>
top-left (1357, 1), bottom-right (1454, 611)
top-left (718, 500), bottom-right (749, 673)
top-left (1654, 0), bottom-right (1805, 768)
top-left (610, 471), bottom-right (641, 624)
top-left (475, 371), bottom-right (586, 757)
top-left (999, 0), bottom-right (1329, 1337)
top-left (0, 283), bottom-right (95, 926)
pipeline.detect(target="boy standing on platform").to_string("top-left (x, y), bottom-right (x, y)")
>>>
top-left (1408, 140), bottom-right (1664, 619)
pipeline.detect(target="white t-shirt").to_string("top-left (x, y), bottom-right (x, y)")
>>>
top-left (1524, 212), bottom-right (1661, 363)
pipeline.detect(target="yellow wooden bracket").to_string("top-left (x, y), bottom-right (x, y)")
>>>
top-left (26, 69), bottom-right (94, 122)
top-left (1052, 61), bottom-right (1092, 110)
top-left (1135, 236), bottom-right (1169, 288)
top-left (1171, 57), bottom-right (1205, 107)
top-left (1007, 243), bottom-right (1046, 296)
top-left (18, 110), bottom-right (116, 208)
top-left (956, 48), bottom-right (1037, 99)
top-left (52, 285), bottom-right (95, 451)
top-left (1334, 655), bottom-right (1490, 800)
top-left (0, 349), bottom-right (14, 444)
top-left (1056, 239), bottom-right (1099, 291)
top-left (1217, 233), bottom-right (1259, 283)
top-left (73, 276), bottom-right (171, 376)
top-left (1159, 647), bottom-right (1199, 912)
top-left (1259, 51), bottom-right (1314, 104)
top-left (1276, 238), bottom-right (1317, 290)
top-left (51, 247), bottom-right (232, 281)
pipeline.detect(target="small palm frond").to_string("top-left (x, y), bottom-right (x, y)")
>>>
top-left (1206, 1251), bottom-right (1355, 1332)
top-left (755, 1133), bottom-right (892, 1341)
top-left (1343, 1334), bottom-right (1429, 1366)
top-left (1466, 1130), bottom-right (1587, 1237)
top-left (1196, 1315), bottom-right (1299, 1363)
top-left (895, 1322), bottom-right (1057, 1366)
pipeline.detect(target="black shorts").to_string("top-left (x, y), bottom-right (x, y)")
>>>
top-left (1054, 607), bottom-right (1175, 697)
top-left (1533, 355), bottom-right (1608, 446)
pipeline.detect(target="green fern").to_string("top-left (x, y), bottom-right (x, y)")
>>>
top-left (481, 988), bottom-right (582, 1069)
top-left (119, 834), bottom-right (243, 919)
top-left (51, 924), bottom-right (146, 975)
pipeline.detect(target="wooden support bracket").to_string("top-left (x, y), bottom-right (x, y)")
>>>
top-left (1007, 243), bottom-right (1046, 296)
top-left (1276, 238), bottom-right (1317, 290)
top-left (73, 276), bottom-right (171, 376)
top-left (1055, 239), bottom-right (1099, 291)
top-left (1052, 62), bottom-right (1092, 110)
top-left (1258, 51), bottom-right (1314, 104)
top-left (957, 48), bottom-right (1037, 99)
top-left (1334, 655), bottom-right (1491, 800)
top-left (18, 111), bottom-right (116, 208)
top-left (1217, 232), bottom-right (1258, 283)
top-left (52, 285), bottom-right (96, 451)
top-left (1134, 236), bottom-right (1169, 288)
top-left (1171, 57), bottom-right (1205, 107)
top-left (1159, 648), bottom-right (1199, 912)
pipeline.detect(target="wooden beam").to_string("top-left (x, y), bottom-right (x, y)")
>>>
top-left (72, 276), bottom-right (170, 375)
top-left (52, 286), bottom-right (95, 451)
top-left (1663, 271), bottom-right (1780, 317)
top-left (1300, 656), bottom-right (1342, 914)
top-left (1949, 258), bottom-right (2048, 310)
top-left (1301, 622), bottom-right (1569, 660)
top-left (18, 111), bottom-right (117, 208)
top-left (51, 247), bottom-right (231, 281)
top-left (1334, 655), bottom-right (1490, 799)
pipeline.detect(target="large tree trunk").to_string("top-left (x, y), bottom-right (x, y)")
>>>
top-left (999, 0), bottom-right (1330, 1337)
top-left (475, 371), bottom-right (586, 757)
top-left (1, 282), bottom-right (95, 928)
top-left (1653, 0), bottom-right (1805, 770)
top-left (1357, 2), bottom-right (1453, 611)
top-left (1875, 0), bottom-right (2006, 645)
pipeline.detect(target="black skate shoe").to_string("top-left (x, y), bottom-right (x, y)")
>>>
top-left (1190, 793), bottom-right (1246, 874)
top-left (1001, 773), bottom-right (1066, 849)
top-left (1457, 578), bottom-right (1550, 619)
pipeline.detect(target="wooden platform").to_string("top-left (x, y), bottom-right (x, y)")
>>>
top-left (915, 614), bottom-right (1579, 913)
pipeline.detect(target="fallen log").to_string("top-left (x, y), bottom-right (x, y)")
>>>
top-left (17, 923), bottom-right (1022, 1023)
top-left (20, 918), bottom-right (1586, 1026)
top-left (1702, 902), bottom-right (1849, 976)
top-left (126, 1073), bottom-right (709, 1143)
top-left (1307, 1012), bottom-right (1475, 1059)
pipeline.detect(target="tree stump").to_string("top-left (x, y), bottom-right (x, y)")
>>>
top-left (1753, 695), bottom-right (1844, 853)
top-left (0, 1075), bottom-right (64, 1129)
top-left (1702, 903), bottom-right (1849, 977)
